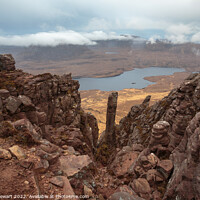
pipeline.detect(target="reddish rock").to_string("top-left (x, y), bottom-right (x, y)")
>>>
top-left (130, 178), bottom-right (151, 198)
top-left (62, 176), bottom-right (78, 200)
top-left (36, 149), bottom-right (60, 163)
top-left (34, 159), bottom-right (49, 173)
top-left (115, 185), bottom-right (136, 195)
top-left (13, 119), bottom-right (42, 143)
top-left (149, 121), bottom-right (170, 148)
top-left (109, 146), bottom-right (139, 177)
top-left (50, 176), bottom-right (64, 188)
top-left (59, 155), bottom-right (93, 177)
top-left (157, 159), bottom-right (173, 179)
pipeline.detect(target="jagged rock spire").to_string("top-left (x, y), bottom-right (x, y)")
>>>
top-left (105, 92), bottom-right (118, 144)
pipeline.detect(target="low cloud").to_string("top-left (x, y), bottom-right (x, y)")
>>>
top-left (0, 30), bottom-right (133, 47)
top-left (191, 32), bottom-right (200, 43)
top-left (147, 23), bottom-right (200, 44)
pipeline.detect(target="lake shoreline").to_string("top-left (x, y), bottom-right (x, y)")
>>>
top-left (76, 67), bottom-right (186, 91)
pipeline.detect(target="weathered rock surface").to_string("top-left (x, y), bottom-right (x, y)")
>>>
top-left (0, 147), bottom-right (12, 159)
top-left (49, 176), bottom-right (64, 188)
top-left (59, 155), bottom-right (93, 177)
top-left (1, 54), bottom-right (200, 199)
top-left (105, 92), bottom-right (118, 144)
top-left (9, 145), bottom-right (27, 160)
top-left (0, 54), bottom-right (15, 71)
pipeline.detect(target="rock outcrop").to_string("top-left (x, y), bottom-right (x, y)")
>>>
top-left (0, 54), bottom-right (15, 71)
top-left (1, 54), bottom-right (200, 200)
top-left (0, 54), bottom-right (99, 199)
top-left (97, 72), bottom-right (200, 199)
top-left (105, 92), bottom-right (118, 144)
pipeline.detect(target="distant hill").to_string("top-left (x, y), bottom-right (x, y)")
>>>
top-left (0, 38), bottom-right (200, 77)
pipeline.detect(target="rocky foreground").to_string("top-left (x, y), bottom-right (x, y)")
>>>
top-left (0, 54), bottom-right (200, 200)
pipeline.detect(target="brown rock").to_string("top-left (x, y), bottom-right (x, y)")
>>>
top-left (0, 54), bottom-right (15, 71)
top-left (18, 95), bottom-right (33, 107)
top-left (115, 185), bottom-right (135, 195)
top-left (0, 147), bottom-right (12, 159)
top-left (50, 176), bottom-right (64, 188)
top-left (13, 119), bottom-right (42, 143)
top-left (63, 146), bottom-right (77, 156)
top-left (146, 153), bottom-right (159, 168)
top-left (0, 89), bottom-right (10, 99)
top-left (109, 146), bottom-right (139, 177)
top-left (145, 169), bottom-right (157, 185)
top-left (59, 155), bottom-right (93, 177)
top-left (62, 176), bottom-right (78, 200)
top-left (5, 96), bottom-right (21, 114)
top-left (105, 92), bottom-right (118, 143)
top-left (9, 145), bottom-right (27, 160)
top-left (34, 159), bottom-right (49, 173)
top-left (130, 178), bottom-right (151, 196)
top-left (36, 149), bottom-right (60, 163)
top-left (157, 159), bottom-right (173, 179)
top-left (40, 141), bottom-right (60, 154)
top-left (152, 190), bottom-right (162, 200)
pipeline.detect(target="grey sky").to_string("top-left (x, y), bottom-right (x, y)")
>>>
top-left (0, 0), bottom-right (200, 45)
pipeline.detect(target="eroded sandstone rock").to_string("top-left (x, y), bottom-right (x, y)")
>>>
top-left (9, 145), bottom-right (27, 160)
top-left (59, 155), bottom-right (93, 177)
top-left (105, 92), bottom-right (118, 144)
top-left (0, 54), bottom-right (15, 71)
top-left (0, 147), bottom-right (12, 159)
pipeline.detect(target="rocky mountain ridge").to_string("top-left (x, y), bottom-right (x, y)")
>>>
top-left (0, 54), bottom-right (200, 200)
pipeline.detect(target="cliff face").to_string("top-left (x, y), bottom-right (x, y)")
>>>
top-left (98, 72), bottom-right (200, 199)
top-left (0, 54), bottom-right (99, 198)
top-left (0, 54), bottom-right (200, 200)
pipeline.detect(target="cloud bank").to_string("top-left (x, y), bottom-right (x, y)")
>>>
top-left (0, 31), bottom-right (134, 47)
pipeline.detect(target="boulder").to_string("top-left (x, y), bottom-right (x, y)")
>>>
top-left (13, 119), bottom-right (42, 143)
top-left (109, 146), bottom-right (139, 177)
top-left (5, 96), bottom-right (21, 114)
top-left (0, 147), bottom-right (12, 159)
top-left (59, 155), bottom-right (93, 177)
top-left (130, 178), bottom-right (151, 199)
top-left (9, 145), bottom-right (27, 160)
top-left (18, 95), bottom-right (33, 107)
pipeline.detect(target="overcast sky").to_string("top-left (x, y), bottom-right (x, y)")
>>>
top-left (0, 0), bottom-right (200, 46)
